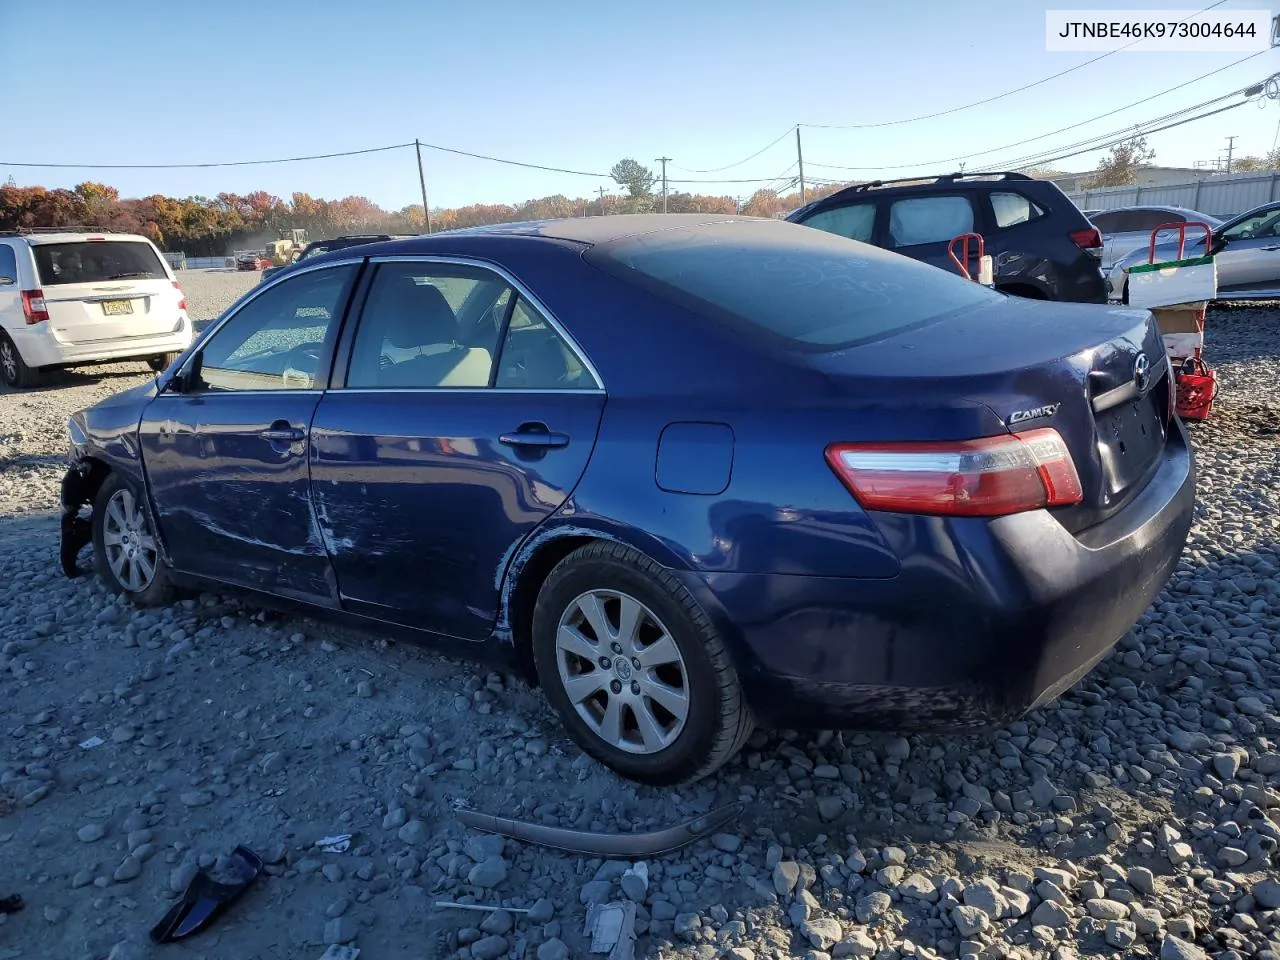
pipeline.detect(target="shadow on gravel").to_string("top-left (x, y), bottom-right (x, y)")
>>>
top-left (0, 452), bottom-right (71, 473)
top-left (0, 367), bottom-right (154, 396)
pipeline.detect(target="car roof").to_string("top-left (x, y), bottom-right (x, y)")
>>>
top-left (1093, 205), bottom-right (1220, 219)
top-left (294, 214), bottom-right (781, 267)
top-left (2, 231), bottom-right (156, 245)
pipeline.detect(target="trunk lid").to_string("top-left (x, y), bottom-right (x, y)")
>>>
top-left (807, 297), bottom-right (1172, 529)
top-left (32, 240), bottom-right (183, 343)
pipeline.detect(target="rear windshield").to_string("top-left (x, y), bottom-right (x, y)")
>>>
top-left (585, 220), bottom-right (1001, 351)
top-left (34, 241), bottom-right (166, 286)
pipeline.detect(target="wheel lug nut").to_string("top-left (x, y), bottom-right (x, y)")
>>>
top-left (631, 658), bottom-right (640, 669)
top-left (610, 680), bottom-right (622, 694)
top-left (598, 657), bottom-right (611, 669)
top-left (630, 681), bottom-right (640, 695)
top-left (611, 643), bottom-right (622, 654)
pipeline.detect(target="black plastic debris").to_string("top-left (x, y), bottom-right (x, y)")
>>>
top-left (0, 894), bottom-right (21, 914)
top-left (150, 845), bottom-right (264, 943)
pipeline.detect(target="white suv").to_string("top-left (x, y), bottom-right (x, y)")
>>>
top-left (0, 229), bottom-right (193, 388)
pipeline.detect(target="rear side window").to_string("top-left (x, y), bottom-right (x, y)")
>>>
top-left (990, 192), bottom-right (1046, 228)
top-left (0, 245), bottom-right (17, 286)
top-left (799, 203), bottom-right (876, 242)
top-left (888, 196), bottom-right (974, 246)
top-left (587, 221), bottom-right (1000, 350)
top-left (33, 241), bottom-right (166, 286)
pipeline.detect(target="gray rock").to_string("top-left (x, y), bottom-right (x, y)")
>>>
top-left (468, 856), bottom-right (508, 889)
top-left (855, 891), bottom-right (891, 923)
top-left (179, 791), bottom-right (212, 808)
top-left (537, 939), bottom-right (569, 960)
top-left (470, 935), bottom-right (509, 960)
top-left (579, 880), bottom-right (612, 904)
top-left (1253, 878), bottom-right (1280, 910)
top-left (322, 863), bottom-right (344, 883)
top-left (324, 916), bottom-right (359, 945)
top-left (952, 905), bottom-right (989, 938)
top-left (382, 807), bottom-right (406, 830)
top-left (1160, 936), bottom-right (1209, 960)
top-left (1213, 752), bottom-right (1242, 780)
top-left (817, 796), bottom-right (846, 822)
top-left (1219, 847), bottom-right (1249, 867)
top-left (1105, 920), bottom-right (1137, 949)
top-left (1031, 900), bottom-right (1071, 929)
top-left (620, 867), bottom-right (647, 902)
top-left (712, 833), bottom-right (742, 853)
top-left (464, 835), bottom-right (505, 862)
top-left (1255, 752), bottom-right (1280, 775)
top-left (1132, 905), bottom-right (1164, 936)
top-left (1029, 777), bottom-right (1058, 808)
top-left (76, 823), bottom-right (105, 843)
top-left (1086, 899), bottom-right (1129, 921)
top-left (899, 873), bottom-right (938, 902)
top-left (528, 898), bottom-right (555, 923)
top-left (1127, 866), bottom-right (1156, 895)
top-left (113, 857), bottom-right (142, 883)
top-left (962, 879), bottom-right (1006, 919)
top-left (833, 931), bottom-right (877, 958)
top-left (885, 737), bottom-right (910, 760)
top-left (802, 917), bottom-right (844, 951)
top-left (397, 819), bottom-right (428, 844)
top-left (1237, 696), bottom-right (1266, 716)
top-left (774, 860), bottom-right (801, 896)
top-left (480, 909), bottom-right (513, 936)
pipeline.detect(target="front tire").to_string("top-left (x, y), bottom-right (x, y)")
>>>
top-left (92, 474), bottom-right (174, 606)
top-left (532, 542), bottom-right (753, 785)
top-left (147, 352), bottom-right (180, 373)
top-left (0, 332), bottom-right (41, 389)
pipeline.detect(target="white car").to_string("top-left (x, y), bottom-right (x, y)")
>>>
top-left (1088, 205), bottom-right (1222, 275)
top-left (0, 230), bottom-right (193, 389)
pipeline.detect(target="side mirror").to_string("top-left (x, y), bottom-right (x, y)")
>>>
top-left (1209, 236), bottom-right (1228, 255)
top-left (165, 353), bottom-right (202, 393)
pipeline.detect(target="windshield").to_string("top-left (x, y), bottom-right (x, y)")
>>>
top-left (33, 241), bottom-right (167, 286)
top-left (586, 220), bottom-right (999, 351)
top-left (299, 244), bottom-right (331, 260)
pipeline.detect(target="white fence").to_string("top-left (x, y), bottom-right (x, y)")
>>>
top-left (164, 253), bottom-right (237, 270)
top-left (1066, 169), bottom-right (1280, 219)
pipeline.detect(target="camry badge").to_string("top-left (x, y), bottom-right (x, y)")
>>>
top-left (1009, 403), bottom-right (1060, 425)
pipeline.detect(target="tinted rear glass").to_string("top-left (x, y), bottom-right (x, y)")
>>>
top-left (586, 220), bottom-right (1000, 349)
top-left (34, 241), bottom-right (166, 286)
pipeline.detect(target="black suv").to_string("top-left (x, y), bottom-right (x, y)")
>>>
top-left (260, 234), bottom-right (408, 283)
top-left (786, 172), bottom-right (1107, 303)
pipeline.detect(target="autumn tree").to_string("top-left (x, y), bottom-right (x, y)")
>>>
top-left (610, 158), bottom-right (655, 198)
top-left (1231, 149), bottom-right (1280, 172)
top-left (1084, 136), bottom-right (1156, 188)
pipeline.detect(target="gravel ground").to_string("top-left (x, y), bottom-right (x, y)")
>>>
top-left (1, 275), bottom-right (1279, 960)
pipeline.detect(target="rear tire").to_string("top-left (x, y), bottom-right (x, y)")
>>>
top-left (0, 331), bottom-right (41, 389)
top-left (147, 352), bottom-right (180, 373)
top-left (531, 542), bottom-right (753, 785)
top-left (92, 473), bottom-right (174, 607)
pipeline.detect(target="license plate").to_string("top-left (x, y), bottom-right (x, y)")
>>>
top-left (1097, 393), bottom-right (1165, 493)
top-left (101, 299), bottom-right (134, 316)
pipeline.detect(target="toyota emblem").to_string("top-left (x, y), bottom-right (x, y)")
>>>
top-left (1133, 352), bottom-right (1150, 392)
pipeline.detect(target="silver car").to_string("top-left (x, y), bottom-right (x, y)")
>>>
top-left (1109, 201), bottom-right (1280, 302)
top-left (1089, 205), bottom-right (1223, 275)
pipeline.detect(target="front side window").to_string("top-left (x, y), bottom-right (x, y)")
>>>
top-left (800, 203), bottom-right (876, 243)
top-left (346, 262), bottom-right (509, 389)
top-left (888, 195), bottom-right (974, 246)
top-left (195, 265), bottom-right (355, 391)
top-left (990, 192), bottom-right (1045, 229)
top-left (33, 241), bottom-right (167, 286)
top-left (495, 298), bottom-right (597, 390)
top-left (1222, 208), bottom-right (1280, 242)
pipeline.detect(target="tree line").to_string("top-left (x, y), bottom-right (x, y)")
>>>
top-left (0, 162), bottom-right (847, 257)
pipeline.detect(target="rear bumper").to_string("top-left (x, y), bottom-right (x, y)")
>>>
top-left (679, 419), bottom-right (1195, 730)
top-left (13, 323), bottom-right (192, 368)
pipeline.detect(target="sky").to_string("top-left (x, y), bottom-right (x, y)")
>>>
top-left (2, 0), bottom-right (1278, 211)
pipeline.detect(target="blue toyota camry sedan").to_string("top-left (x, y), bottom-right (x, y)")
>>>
top-left (58, 215), bottom-right (1195, 785)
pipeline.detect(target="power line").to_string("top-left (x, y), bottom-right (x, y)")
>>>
top-left (804, 52), bottom-right (1266, 173)
top-left (669, 125), bottom-right (796, 174)
top-left (0, 142), bottom-right (416, 169)
top-left (800, 0), bottom-right (1229, 130)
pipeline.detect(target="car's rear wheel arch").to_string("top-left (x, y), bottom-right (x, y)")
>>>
top-left (506, 534), bottom-right (598, 685)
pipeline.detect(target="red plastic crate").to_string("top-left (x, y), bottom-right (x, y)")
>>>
top-left (1175, 358), bottom-right (1216, 421)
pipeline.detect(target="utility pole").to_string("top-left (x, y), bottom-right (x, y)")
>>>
top-left (414, 140), bottom-right (432, 234)
top-left (655, 157), bottom-right (671, 213)
top-left (795, 127), bottom-right (805, 205)
top-left (596, 186), bottom-right (608, 215)
top-left (1224, 136), bottom-right (1237, 175)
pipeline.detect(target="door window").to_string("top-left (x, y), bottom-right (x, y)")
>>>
top-left (495, 298), bottom-right (598, 390)
top-left (346, 262), bottom-right (510, 388)
top-left (888, 196), bottom-right (974, 246)
top-left (1222, 208), bottom-right (1280, 241)
top-left (800, 203), bottom-right (876, 242)
top-left (195, 264), bottom-right (356, 392)
top-left (990, 192), bottom-right (1045, 229)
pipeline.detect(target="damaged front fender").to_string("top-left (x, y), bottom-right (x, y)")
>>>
top-left (59, 461), bottom-right (97, 578)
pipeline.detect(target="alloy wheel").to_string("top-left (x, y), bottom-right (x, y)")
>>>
top-left (555, 589), bottom-right (690, 755)
top-left (102, 488), bottom-right (159, 592)
top-left (0, 341), bottom-right (16, 383)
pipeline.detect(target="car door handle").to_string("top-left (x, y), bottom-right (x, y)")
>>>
top-left (261, 427), bottom-right (305, 442)
top-left (499, 423), bottom-right (569, 449)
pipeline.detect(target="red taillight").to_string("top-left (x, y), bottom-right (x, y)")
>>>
top-left (21, 289), bottom-right (49, 324)
top-left (1071, 227), bottom-right (1103, 255)
top-left (172, 281), bottom-right (187, 312)
top-left (825, 427), bottom-right (1084, 517)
